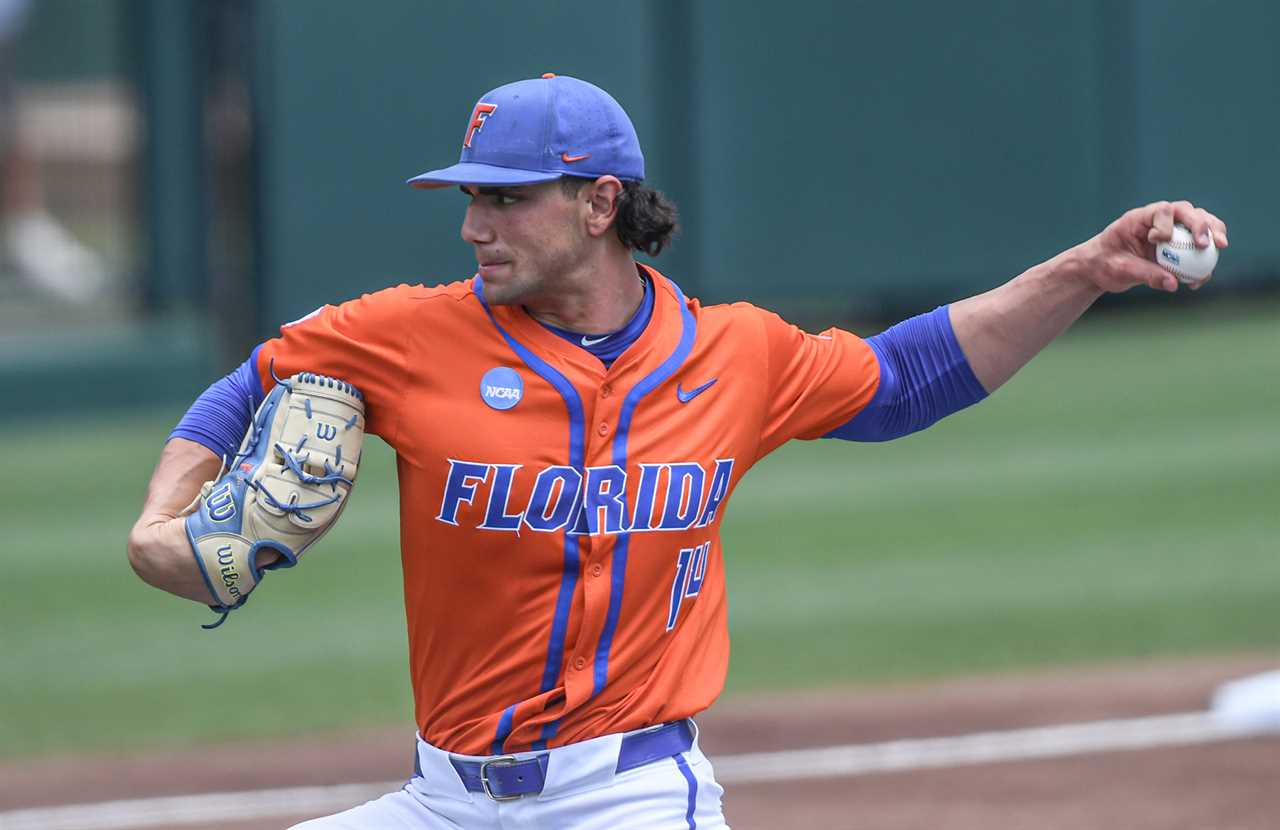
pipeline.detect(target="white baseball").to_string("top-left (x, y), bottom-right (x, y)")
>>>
top-left (1155, 223), bottom-right (1219, 285)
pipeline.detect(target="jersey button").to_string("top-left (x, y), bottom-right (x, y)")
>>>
top-left (573, 656), bottom-right (587, 671)
top-left (590, 563), bottom-right (603, 578)
top-left (597, 422), bottom-right (609, 436)
top-left (600, 384), bottom-right (612, 398)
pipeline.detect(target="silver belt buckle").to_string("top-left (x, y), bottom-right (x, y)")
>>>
top-left (479, 755), bottom-right (523, 801)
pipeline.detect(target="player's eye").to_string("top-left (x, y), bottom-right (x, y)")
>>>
top-left (467, 187), bottom-right (520, 206)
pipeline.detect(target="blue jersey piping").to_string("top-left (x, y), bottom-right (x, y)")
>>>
top-left (592, 280), bottom-right (697, 697)
top-left (491, 704), bottom-right (517, 756)
top-left (474, 278), bottom-right (585, 753)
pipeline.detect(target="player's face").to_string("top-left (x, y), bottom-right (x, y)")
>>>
top-left (459, 182), bottom-right (590, 306)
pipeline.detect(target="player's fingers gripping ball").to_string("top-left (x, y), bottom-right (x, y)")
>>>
top-left (184, 372), bottom-right (365, 628)
top-left (1155, 223), bottom-right (1219, 287)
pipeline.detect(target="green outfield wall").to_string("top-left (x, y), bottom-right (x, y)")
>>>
top-left (252, 0), bottom-right (1280, 329)
top-left (6, 0), bottom-right (1277, 419)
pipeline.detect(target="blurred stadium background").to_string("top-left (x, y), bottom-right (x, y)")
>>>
top-left (1, 0), bottom-right (1276, 825)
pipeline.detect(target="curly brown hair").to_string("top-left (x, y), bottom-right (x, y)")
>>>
top-left (560, 177), bottom-right (679, 256)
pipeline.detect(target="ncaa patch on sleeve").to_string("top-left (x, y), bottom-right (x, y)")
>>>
top-left (481, 367), bottom-right (524, 410)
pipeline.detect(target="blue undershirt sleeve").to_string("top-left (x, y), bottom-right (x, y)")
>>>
top-left (825, 305), bottom-right (988, 442)
top-left (168, 345), bottom-right (266, 462)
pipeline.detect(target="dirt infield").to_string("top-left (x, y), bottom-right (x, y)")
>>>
top-left (3, 654), bottom-right (1277, 829)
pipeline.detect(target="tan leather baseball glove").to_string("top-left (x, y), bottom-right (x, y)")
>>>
top-left (184, 371), bottom-right (365, 628)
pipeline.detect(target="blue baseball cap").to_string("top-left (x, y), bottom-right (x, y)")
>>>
top-left (407, 73), bottom-right (645, 189)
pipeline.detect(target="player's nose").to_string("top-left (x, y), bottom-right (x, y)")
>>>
top-left (460, 202), bottom-right (494, 246)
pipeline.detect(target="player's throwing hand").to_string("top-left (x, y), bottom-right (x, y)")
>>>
top-left (1079, 200), bottom-right (1229, 294)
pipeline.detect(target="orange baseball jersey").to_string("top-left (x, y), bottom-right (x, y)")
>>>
top-left (256, 265), bottom-right (879, 755)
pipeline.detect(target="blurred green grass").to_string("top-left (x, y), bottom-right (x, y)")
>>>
top-left (2, 301), bottom-right (1277, 760)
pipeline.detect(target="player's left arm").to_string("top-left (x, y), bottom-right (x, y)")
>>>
top-left (949, 200), bottom-right (1228, 392)
top-left (129, 437), bottom-right (229, 603)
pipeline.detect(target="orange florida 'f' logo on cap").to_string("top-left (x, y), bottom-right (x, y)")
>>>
top-left (464, 103), bottom-right (497, 149)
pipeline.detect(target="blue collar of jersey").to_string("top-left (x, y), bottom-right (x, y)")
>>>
top-left (538, 272), bottom-right (655, 367)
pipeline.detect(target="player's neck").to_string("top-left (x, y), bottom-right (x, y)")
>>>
top-left (524, 251), bottom-right (645, 335)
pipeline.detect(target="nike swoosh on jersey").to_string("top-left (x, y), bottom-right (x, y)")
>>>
top-left (561, 152), bottom-right (591, 163)
top-left (581, 334), bottom-right (610, 346)
top-left (676, 378), bottom-right (718, 403)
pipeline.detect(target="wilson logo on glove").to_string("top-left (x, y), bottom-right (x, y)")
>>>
top-left (184, 369), bottom-right (366, 629)
top-left (206, 483), bottom-right (237, 522)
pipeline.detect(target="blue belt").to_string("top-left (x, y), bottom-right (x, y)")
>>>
top-left (447, 720), bottom-right (695, 801)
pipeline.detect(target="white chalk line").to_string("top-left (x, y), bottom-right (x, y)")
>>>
top-left (710, 711), bottom-right (1262, 783)
top-left (1, 711), bottom-right (1273, 830)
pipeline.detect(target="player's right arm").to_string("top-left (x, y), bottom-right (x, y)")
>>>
top-left (949, 201), bottom-right (1227, 392)
top-left (752, 201), bottom-right (1227, 460)
top-left (749, 303), bottom-right (987, 459)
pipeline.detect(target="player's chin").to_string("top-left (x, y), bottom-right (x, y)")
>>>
top-left (478, 270), bottom-right (528, 305)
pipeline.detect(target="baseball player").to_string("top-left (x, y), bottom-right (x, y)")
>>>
top-left (127, 74), bottom-right (1227, 828)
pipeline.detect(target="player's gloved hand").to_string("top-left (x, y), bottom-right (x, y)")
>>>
top-left (1078, 200), bottom-right (1229, 294)
top-left (184, 371), bottom-right (365, 628)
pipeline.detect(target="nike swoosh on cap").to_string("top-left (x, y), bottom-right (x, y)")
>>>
top-left (561, 152), bottom-right (591, 163)
top-left (676, 378), bottom-right (718, 403)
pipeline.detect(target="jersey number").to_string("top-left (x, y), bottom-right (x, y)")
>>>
top-left (666, 541), bottom-right (710, 630)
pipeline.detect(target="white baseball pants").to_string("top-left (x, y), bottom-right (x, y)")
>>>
top-left (289, 722), bottom-right (729, 829)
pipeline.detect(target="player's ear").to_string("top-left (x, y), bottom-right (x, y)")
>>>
top-left (583, 176), bottom-right (622, 238)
